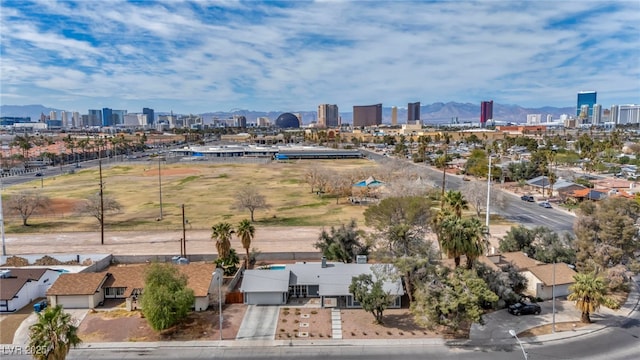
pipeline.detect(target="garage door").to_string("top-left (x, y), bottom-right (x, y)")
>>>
top-left (58, 295), bottom-right (90, 309)
top-left (246, 292), bottom-right (284, 305)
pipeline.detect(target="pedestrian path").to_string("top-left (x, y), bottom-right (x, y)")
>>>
top-left (331, 308), bottom-right (342, 339)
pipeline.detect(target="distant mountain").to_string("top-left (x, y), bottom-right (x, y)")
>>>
top-left (3, 102), bottom-right (575, 126)
top-left (0, 104), bottom-right (64, 122)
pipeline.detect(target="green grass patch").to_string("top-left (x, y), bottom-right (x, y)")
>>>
top-left (217, 173), bottom-right (229, 178)
top-left (277, 200), bottom-right (329, 211)
top-left (178, 175), bottom-right (201, 185)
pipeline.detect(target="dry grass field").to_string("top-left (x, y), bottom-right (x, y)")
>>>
top-left (3, 159), bottom-right (381, 233)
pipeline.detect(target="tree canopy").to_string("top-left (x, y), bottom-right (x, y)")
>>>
top-left (568, 272), bottom-right (618, 323)
top-left (232, 188), bottom-right (270, 222)
top-left (314, 219), bottom-right (369, 263)
top-left (349, 273), bottom-right (395, 324)
top-left (140, 263), bottom-right (195, 331)
top-left (6, 190), bottom-right (51, 226)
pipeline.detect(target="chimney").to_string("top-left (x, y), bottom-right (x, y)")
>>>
top-left (321, 256), bottom-right (327, 268)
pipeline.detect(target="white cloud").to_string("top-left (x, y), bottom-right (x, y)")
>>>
top-left (0, 0), bottom-right (638, 113)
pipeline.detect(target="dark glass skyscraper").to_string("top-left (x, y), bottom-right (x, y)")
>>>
top-left (143, 107), bottom-right (155, 125)
top-left (407, 102), bottom-right (420, 122)
top-left (576, 91), bottom-right (597, 118)
top-left (480, 100), bottom-right (493, 127)
top-left (102, 108), bottom-right (113, 126)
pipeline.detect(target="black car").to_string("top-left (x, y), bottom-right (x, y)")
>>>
top-left (508, 302), bottom-right (541, 316)
top-left (34, 172), bottom-right (43, 177)
top-left (520, 195), bottom-right (535, 202)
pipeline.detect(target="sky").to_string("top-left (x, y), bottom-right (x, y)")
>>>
top-left (1, 0), bottom-right (639, 114)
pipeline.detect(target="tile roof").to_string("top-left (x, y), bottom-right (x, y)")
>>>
top-left (440, 256), bottom-right (501, 271)
top-left (102, 265), bottom-right (146, 298)
top-left (47, 262), bottom-right (216, 298)
top-left (47, 273), bottom-right (109, 296)
top-left (527, 263), bottom-right (577, 286)
top-left (1, 268), bottom-right (52, 300)
top-left (500, 252), bottom-right (542, 271)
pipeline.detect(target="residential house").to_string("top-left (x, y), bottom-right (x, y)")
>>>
top-left (521, 263), bottom-right (578, 300)
top-left (0, 268), bottom-right (61, 312)
top-left (240, 261), bottom-right (404, 308)
top-left (47, 263), bottom-right (216, 311)
top-left (525, 176), bottom-right (583, 198)
top-left (566, 188), bottom-right (608, 202)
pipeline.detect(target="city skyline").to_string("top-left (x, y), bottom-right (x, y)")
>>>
top-left (1, 1), bottom-right (639, 114)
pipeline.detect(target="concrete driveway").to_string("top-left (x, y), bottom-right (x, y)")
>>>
top-left (236, 305), bottom-right (280, 341)
top-left (470, 299), bottom-right (584, 341)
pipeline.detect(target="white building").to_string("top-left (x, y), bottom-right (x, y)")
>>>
top-left (72, 112), bottom-right (81, 128)
top-left (1, 268), bottom-right (61, 312)
top-left (526, 114), bottom-right (542, 125)
top-left (616, 104), bottom-right (640, 125)
top-left (592, 104), bottom-right (602, 124)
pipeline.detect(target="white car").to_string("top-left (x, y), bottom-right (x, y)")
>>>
top-left (538, 201), bottom-right (552, 208)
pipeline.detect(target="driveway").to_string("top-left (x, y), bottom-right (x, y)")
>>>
top-left (13, 309), bottom-right (88, 346)
top-left (470, 299), bottom-right (583, 341)
top-left (236, 305), bottom-right (280, 340)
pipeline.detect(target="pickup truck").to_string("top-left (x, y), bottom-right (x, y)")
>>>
top-left (520, 195), bottom-right (535, 202)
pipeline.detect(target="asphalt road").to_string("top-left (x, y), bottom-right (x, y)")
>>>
top-left (363, 150), bottom-right (576, 235)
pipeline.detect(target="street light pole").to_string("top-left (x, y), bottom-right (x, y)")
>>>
top-left (99, 159), bottom-right (105, 245)
top-left (485, 154), bottom-right (492, 233)
top-left (509, 329), bottom-right (528, 360)
top-left (552, 260), bottom-right (556, 333)
top-left (1, 184), bottom-right (6, 257)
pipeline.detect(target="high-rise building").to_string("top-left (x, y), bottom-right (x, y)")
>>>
top-left (610, 105), bottom-right (619, 124)
top-left (407, 102), bottom-right (420, 122)
top-left (617, 104), bottom-right (640, 125)
top-left (592, 104), bottom-right (602, 124)
top-left (72, 112), bottom-right (80, 128)
top-left (546, 114), bottom-right (553, 123)
top-left (49, 111), bottom-right (57, 120)
top-left (256, 117), bottom-right (270, 127)
top-left (391, 106), bottom-right (398, 126)
top-left (480, 100), bottom-right (493, 127)
top-left (61, 111), bottom-right (68, 128)
top-left (576, 91), bottom-right (597, 119)
top-left (102, 108), bottom-right (113, 126)
top-left (527, 114), bottom-right (542, 125)
top-left (88, 109), bottom-right (102, 126)
top-left (112, 110), bottom-right (127, 126)
top-left (317, 104), bottom-right (339, 127)
top-left (143, 107), bottom-right (155, 125)
top-left (353, 104), bottom-right (382, 127)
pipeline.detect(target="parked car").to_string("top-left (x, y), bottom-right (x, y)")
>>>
top-left (538, 201), bottom-right (552, 208)
top-left (508, 302), bottom-right (541, 316)
top-left (520, 195), bottom-right (535, 202)
top-left (34, 172), bottom-right (43, 177)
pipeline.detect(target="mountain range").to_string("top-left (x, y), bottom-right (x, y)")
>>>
top-left (1, 103), bottom-right (576, 125)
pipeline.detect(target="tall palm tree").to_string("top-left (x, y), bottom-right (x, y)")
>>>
top-left (237, 219), bottom-right (255, 268)
top-left (28, 305), bottom-right (81, 360)
top-left (443, 190), bottom-right (468, 218)
top-left (461, 217), bottom-right (488, 269)
top-left (568, 272), bottom-right (618, 323)
top-left (439, 215), bottom-right (467, 267)
top-left (211, 222), bottom-right (234, 260)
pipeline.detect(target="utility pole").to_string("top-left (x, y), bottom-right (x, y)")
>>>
top-left (158, 157), bottom-right (163, 220)
top-left (99, 159), bottom-right (105, 245)
top-left (181, 204), bottom-right (186, 257)
top-left (1, 184), bottom-right (6, 257)
top-left (486, 153), bottom-right (492, 233)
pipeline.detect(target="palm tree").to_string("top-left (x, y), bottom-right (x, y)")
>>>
top-left (439, 214), bottom-right (467, 267)
top-left (237, 219), bottom-right (255, 268)
top-left (461, 217), bottom-right (488, 269)
top-left (443, 190), bottom-right (469, 218)
top-left (211, 222), bottom-right (234, 260)
top-left (28, 305), bottom-right (81, 360)
top-left (568, 272), bottom-right (618, 323)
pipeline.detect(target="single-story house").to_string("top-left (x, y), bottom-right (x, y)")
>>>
top-left (47, 263), bottom-right (216, 311)
top-left (240, 261), bottom-right (404, 308)
top-left (497, 252), bottom-right (543, 271)
top-left (521, 263), bottom-right (577, 300)
top-left (0, 268), bottom-right (61, 312)
top-left (526, 176), bottom-right (583, 197)
top-left (566, 188), bottom-right (608, 202)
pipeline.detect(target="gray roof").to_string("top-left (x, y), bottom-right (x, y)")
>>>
top-left (240, 269), bottom-right (290, 293)
top-left (241, 262), bottom-right (404, 296)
